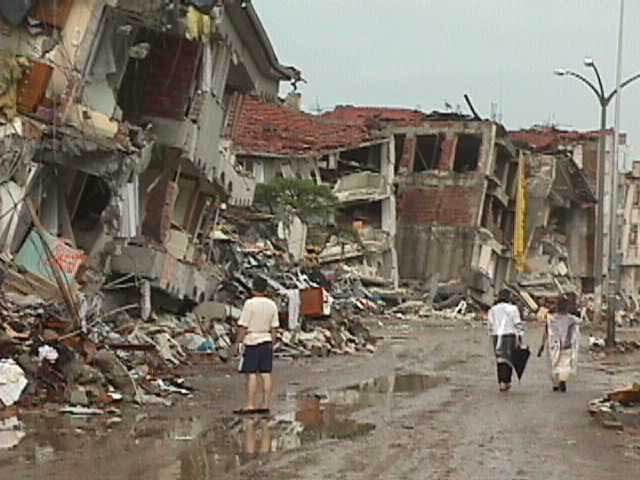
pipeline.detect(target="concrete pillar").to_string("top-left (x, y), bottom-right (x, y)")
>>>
top-left (438, 135), bottom-right (457, 171)
top-left (399, 136), bottom-right (416, 173)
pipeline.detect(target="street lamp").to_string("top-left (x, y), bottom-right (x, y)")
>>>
top-left (554, 58), bottom-right (640, 346)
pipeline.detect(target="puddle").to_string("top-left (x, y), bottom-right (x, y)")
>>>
top-left (0, 373), bottom-right (445, 479)
top-left (346, 373), bottom-right (447, 395)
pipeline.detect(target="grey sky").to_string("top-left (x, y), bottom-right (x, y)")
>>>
top-left (254, 0), bottom-right (640, 159)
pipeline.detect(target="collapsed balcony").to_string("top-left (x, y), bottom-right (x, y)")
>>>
top-left (333, 172), bottom-right (391, 203)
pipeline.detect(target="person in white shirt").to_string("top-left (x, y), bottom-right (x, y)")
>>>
top-left (487, 289), bottom-right (525, 392)
top-left (234, 277), bottom-right (279, 415)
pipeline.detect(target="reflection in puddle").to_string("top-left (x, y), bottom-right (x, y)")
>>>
top-left (0, 373), bottom-right (445, 479)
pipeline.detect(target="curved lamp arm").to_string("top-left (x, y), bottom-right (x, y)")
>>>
top-left (563, 70), bottom-right (604, 104)
top-left (606, 72), bottom-right (640, 104)
top-left (588, 63), bottom-right (607, 98)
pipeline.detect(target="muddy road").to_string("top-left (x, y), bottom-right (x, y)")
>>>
top-left (1, 318), bottom-right (638, 479)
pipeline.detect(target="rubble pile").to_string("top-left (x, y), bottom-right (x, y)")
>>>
top-left (0, 288), bottom-right (196, 411)
top-left (589, 384), bottom-right (640, 430)
top-left (205, 215), bottom-right (383, 357)
top-left (589, 336), bottom-right (640, 355)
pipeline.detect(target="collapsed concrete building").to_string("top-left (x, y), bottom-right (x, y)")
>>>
top-left (224, 94), bottom-right (399, 287)
top-left (511, 126), bottom-right (628, 295)
top-left (515, 150), bottom-right (596, 298)
top-left (322, 107), bottom-right (520, 303)
top-left (0, 0), bottom-right (299, 306)
top-left (619, 161), bottom-right (640, 294)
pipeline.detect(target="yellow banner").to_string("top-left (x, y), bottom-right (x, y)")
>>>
top-left (514, 153), bottom-right (528, 271)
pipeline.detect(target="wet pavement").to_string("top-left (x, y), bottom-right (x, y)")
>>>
top-left (1, 321), bottom-right (639, 479)
top-left (0, 371), bottom-right (446, 479)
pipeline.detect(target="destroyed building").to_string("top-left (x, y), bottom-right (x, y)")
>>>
top-left (511, 126), bottom-right (629, 294)
top-left (0, 0), bottom-right (300, 306)
top-left (619, 161), bottom-right (640, 294)
top-left (515, 149), bottom-right (596, 298)
top-left (321, 107), bottom-right (520, 303)
top-left (224, 95), bottom-right (399, 287)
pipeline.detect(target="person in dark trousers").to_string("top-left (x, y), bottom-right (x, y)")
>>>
top-left (487, 289), bottom-right (525, 392)
top-left (234, 277), bottom-right (279, 414)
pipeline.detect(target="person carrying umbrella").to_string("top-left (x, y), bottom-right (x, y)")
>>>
top-left (537, 295), bottom-right (581, 392)
top-left (487, 289), bottom-right (526, 392)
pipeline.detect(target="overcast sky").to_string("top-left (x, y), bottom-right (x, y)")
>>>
top-left (254, 0), bottom-right (640, 159)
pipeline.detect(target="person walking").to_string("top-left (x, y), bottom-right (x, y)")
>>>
top-left (537, 295), bottom-right (580, 392)
top-left (235, 276), bottom-right (279, 414)
top-left (488, 289), bottom-right (525, 392)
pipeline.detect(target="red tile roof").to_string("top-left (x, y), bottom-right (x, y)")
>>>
top-left (322, 105), bottom-right (428, 128)
top-left (509, 127), bottom-right (615, 151)
top-left (226, 95), bottom-right (386, 157)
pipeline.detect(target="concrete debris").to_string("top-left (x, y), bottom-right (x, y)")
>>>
top-left (589, 336), bottom-right (640, 354)
top-left (589, 384), bottom-right (640, 431)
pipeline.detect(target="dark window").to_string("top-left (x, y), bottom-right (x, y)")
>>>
top-left (394, 134), bottom-right (406, 173)
top-left (453, 134), bottom-right (482, 173)
top-left (494, 145), bottom-right (510, 181)
top-left (72, 175), bottom-right (111, 232)
top-left (631, 225), bottom-right (638, 246)
top-left (506, 161), bottom-right (519, 196)
top-left (414, 134), bottom-right (443, 172)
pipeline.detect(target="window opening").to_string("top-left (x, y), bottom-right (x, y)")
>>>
top-left (453, 134), bottom-right (482, 173)
top-left (414, 134), bottom-right (443, 172)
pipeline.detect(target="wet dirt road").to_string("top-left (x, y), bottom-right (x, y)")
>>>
top-left (1, 319), bottom-right (638, 479)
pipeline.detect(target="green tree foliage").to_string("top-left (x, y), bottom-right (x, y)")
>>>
top-left (254, 178), bottom-right (338, 224)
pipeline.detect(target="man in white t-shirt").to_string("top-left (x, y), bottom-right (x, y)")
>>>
top-left (234, 277), bottom-right (279, 414)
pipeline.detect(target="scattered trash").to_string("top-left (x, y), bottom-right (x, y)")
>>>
top-left (0, 417), bottom-right (25, 450)
top-left (37, 345), bottom-right (59, 364)
top-left (589, 384), bottom-right (640, 431)
top-left (0, 359), bottom-right (28, 407)
top-left (59, 406), bottom-right (105, 416)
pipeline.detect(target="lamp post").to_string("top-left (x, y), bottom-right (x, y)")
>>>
top-left (554, 58), bottom-right (640, 346)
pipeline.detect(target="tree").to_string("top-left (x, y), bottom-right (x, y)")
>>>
top-left (254, 177), bottom-right (338, 224)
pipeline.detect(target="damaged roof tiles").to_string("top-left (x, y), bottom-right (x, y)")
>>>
top-left (226, 94), bottom-right (388, 157)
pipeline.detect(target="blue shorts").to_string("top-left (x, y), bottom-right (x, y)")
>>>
top-left (240, 342), bottom-right (273, 374)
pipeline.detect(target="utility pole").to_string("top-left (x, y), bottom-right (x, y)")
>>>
top-left (608, 0), bottom-right (625, 347)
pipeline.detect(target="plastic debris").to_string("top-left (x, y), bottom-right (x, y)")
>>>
top-left (37, 345), bottom-right (59, 364)
top-left (0, 359), bottom-right (28, 407)
top-left (0, 417), bottom-right (25, 450)
top-left (59, 406), bottom-right (105, 416)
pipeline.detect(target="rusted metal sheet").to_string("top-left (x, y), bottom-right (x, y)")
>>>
top-left (301, 288), bottom-right (325, 318)
top-left (17, 62), bottom-right (53, 114)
